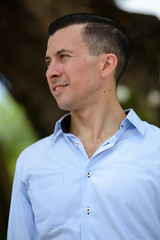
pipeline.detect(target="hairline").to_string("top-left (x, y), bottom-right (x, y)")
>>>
top-left (48, 17), bottom-right (130, 83)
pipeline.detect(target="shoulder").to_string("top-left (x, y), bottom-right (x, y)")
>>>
top-left (22, 134), bottom-right (53, 155)
top-left (16, 134), bottom-right (54, 171)
top-left (141, 121), bottom-right (160, 153)
top-left (143, 121), bottom-right (160, 137)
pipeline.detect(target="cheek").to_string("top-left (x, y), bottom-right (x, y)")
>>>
top-left (45, 69), bottom-right (51, 86)
top-left (46, 78), bottom-right (55, 96)
top-left (45, 68), bottom-right (49, 79)
top-left (64, 60), bottom-right (100, 88)
top-left (46, 78), bottom-right (52, 90)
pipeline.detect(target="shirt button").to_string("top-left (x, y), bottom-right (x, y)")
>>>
top-left (86, 170), bottom-right (91, 178)
top-left (86, 207), bottom-right (91, 214)
top-left (75, 142), bottom-right (79, 147)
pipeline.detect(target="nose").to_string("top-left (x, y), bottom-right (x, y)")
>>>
top-left (46, 61), bottom-right (62, 81)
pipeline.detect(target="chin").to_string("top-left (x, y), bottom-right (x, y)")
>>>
top-left (57, 102), bottom-right (72, 112)
top-left (58, 102), bottom-right (79, 112)
top-left (56, 97), bottom-right (76, 111)
top-left (56, 95), bottom-right (82, 111)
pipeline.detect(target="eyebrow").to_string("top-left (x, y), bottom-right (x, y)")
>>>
top-left (56, 49), bottom-right (73, 55)
top-left (45, 49), bottom-right (73, 61)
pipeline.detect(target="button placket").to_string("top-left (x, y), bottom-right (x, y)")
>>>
top-left (84, 169), bottom-right (92, 215)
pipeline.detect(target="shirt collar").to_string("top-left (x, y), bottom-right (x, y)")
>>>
top-left (53, 113), bottom-right (71, 136)
top-left (53, 109), bottom-right (145, 138)
top-left (123, 109), bottom-right (145, 135)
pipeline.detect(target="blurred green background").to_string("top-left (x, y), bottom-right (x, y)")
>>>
top-left (0, 0), bottom-right (160, 239)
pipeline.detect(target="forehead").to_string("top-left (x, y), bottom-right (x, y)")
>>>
top-left (47, 24), bottom-right (86, 51)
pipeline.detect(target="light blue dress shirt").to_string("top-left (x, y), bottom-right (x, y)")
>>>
top-left (8, 109), bottom-right (160, 240)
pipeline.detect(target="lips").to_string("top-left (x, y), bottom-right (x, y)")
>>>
top-left (53, 84), bottom-right (68, 92)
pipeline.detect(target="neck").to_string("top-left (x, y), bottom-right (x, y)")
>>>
top-left (68, 79), bottom-right (126, 158)
top-left (69, 96), bottom-right (126, 141)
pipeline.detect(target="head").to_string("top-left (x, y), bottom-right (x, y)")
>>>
top-left (48, 12), bottom-right (130, 84)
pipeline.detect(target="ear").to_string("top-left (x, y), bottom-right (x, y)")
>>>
top-left (100, 53), bottom-right (118, 79)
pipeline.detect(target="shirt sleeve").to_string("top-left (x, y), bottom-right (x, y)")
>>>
top-left (7, 155), bottom-right (37, 240)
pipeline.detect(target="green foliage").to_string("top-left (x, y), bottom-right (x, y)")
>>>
top-left (0, 84), bottom-right (38, 178)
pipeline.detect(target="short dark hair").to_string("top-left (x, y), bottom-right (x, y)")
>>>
top-left (48, 13), bottom-right (130, 83)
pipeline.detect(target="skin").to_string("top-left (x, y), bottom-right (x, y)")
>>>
top-left (45, 24), bottom-right (126, 158)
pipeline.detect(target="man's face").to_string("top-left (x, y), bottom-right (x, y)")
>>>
top-left (45, 24), bottom-right (102, 111)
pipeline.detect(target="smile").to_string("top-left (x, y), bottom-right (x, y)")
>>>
top-left (54, 84), bottom-right (68, 92)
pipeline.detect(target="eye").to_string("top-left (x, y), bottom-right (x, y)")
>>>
top-left (45, 60), bottom-right (50, 69)
top-left (59, 54), bottom-right (70, 60)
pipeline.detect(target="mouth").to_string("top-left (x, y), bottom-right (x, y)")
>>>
top-left (53, 84), bottom-right (69, 93)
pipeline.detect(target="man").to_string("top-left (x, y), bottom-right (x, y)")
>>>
top-left (8, 13), bottom-right (160, 240)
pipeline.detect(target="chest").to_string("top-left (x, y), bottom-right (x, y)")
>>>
top-left (79, 136), bottom-right (110, 159)
top-left (83, 142), bottom-right (101, 159)
top-left (26, 142), bottom-right (160, 238)
top-left (27, 144), bottom-right (160, 213)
